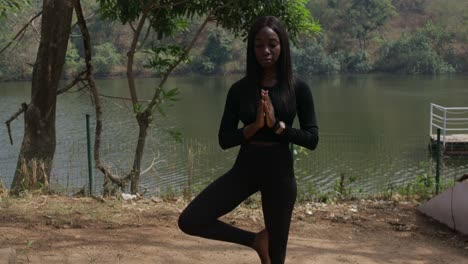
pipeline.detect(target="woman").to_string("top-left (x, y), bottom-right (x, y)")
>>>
top-left (178, 16), bottom-right (319, 264)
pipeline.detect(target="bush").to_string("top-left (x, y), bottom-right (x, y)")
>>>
top-left (63, 42), bottom-right (83, 78)
top-left (93, 42), bottom-right (122, 75)
top-left (191, 57), bottom-right (216, 75)
top-left (375, 23), bottom-right (457, 74)
top-left (291, 40), bottom-right (340, 75)
top-left (336, 51), bottom-right (373, 73)
top-left (191, 31), bottom-right (232, 75)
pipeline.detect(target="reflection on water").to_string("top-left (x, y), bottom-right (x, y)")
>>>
top-left (1, 75), bottom-right (467, 195)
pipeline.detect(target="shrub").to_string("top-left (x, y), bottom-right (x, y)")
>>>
top-left (191, 31), bottom-right (232, 75)
top-left (375, 23), bottom-right (457, 74)
top-left (63, 42), bottom-right (83, 78)
top-left (291, 40), bottom-right (340, 75)
top-left (339, 51), bottom-right (373, 73)
top-left (93, 42), bottom-right (122, 75)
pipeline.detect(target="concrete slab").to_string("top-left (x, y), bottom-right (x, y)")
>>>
top-left (0, 248), bottom-right (16, 264)
top-left (418, 179), bottom-right (468, 235)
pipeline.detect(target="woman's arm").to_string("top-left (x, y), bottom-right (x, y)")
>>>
top-left (278, 79), bottom-right (319, 150)
top-left (218, 85), bottom-right (243, 149)
top-left (218, 84), bottom-right (263, 149)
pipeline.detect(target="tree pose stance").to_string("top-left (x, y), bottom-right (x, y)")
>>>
top-left (178, 16), bottom-right (319, 264)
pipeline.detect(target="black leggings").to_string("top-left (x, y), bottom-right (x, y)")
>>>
top-left (178, 143), bottom-right (297, 264)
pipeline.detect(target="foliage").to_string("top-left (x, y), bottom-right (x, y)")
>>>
top-left (307, 0), bottom-right (354, 53)
top-left (144, 44), bottom-right (188, 76)
top-left (95, 0), bottom-right (322, 79)
top-left (345, 0), bottom-right (396, 51)
top-left (0, 0), bottom-right (30, 19)
top-left (93, 42), bottom-right (122, 75)
top-left (336, 50), bottom-right (373, 73)
top-left (428, 0), bottom-right (468, 42)
top-left (391, 0), bottom-right (429, 13)
top-left (0, 1), bottom-right (37, 80)
top-left (97, 0), bottom-right (320, 44)
top-left (375, 22), bottom-right (457, 74)
top-left (192, 30), bottom-right (232, 75)
top-left (291, 39), bottom-right (340, 75)
top-left (2, 0), bottom-right (468, 82)
top-left (395, 174), bottom-right (435, 200)
top-left (63, 42), bottom-right (84, 77)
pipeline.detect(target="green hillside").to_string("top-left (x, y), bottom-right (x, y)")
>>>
top-left (0, 0), bottom-right (467, 81)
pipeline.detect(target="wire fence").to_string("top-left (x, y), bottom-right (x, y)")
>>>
top-left (2, 131), bottom-right (466, 199)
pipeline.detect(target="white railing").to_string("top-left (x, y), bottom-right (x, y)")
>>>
top-left (430, 103), bottom-right (468, 147)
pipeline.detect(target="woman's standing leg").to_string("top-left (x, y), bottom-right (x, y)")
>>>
top-left (178, 167), bottom-right (259, 247)
top-left (261, 173), bottom-right (297, 264)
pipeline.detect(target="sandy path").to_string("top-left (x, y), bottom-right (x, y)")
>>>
top-left (1, 196), bottom-right (467, 263)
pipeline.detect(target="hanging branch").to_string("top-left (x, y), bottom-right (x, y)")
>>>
top-left (5, 70), bottom-right (87, 145)
top-left (0, 11), bottom-right (42, 55)
top-left (57, 70), bottom-right (87, 95)
top-left (74, 0), bottom-right (132, 189)
top-left (5, 103), bottom-right (27, 145)
top-left (148, 12), bottom-right (213, 110)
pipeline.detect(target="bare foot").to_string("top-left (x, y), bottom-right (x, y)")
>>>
top-left (252, 229), bottom-right (270, 264)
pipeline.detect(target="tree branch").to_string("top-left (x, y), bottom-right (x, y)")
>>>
top-left (0, 11), bottom-right (42, 55)
top-left (5, 64), bottom-right (87, 146)
top-left (148, 12), bottom-right (212, 109)
top-left (140, 153), bottom-right (164, 176)
top-left (74, 0), bottom-right (132, 190)
top-left (136, 20), bottom-right (153, 51)
top-left (84, 90), bottom-right (149, 102)
top-left (31, 18), bottom-right (41, 42)
top-left (5, 103), bottom-right (27, 145)
top-left (127, 0), bottom-right (153, 107)
top-left (57, 70), bottom-right (87, 95)
top-left (129, 22), bottom-right (136, 33)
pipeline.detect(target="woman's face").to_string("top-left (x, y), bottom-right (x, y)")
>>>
top-left (254, 27), bottom-right (281, 70)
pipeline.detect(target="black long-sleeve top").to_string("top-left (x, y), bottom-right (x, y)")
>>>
top-left (218, 76), bottom-right (319, 150)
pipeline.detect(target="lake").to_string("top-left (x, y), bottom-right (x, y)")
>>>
top-left (1, 74), bottom-right (467, 196)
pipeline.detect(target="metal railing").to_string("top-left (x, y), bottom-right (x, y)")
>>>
top-left (430, 103), bottom-right (468, 147)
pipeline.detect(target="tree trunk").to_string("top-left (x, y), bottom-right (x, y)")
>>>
top-left (10, 0), bottom-right (74, 194)
top-left (130, 110), bottom-right (151, 194)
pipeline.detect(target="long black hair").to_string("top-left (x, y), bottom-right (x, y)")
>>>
top-left (245, 16), bottom-right (296, 118)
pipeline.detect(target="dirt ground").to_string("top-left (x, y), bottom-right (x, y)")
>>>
top-left (0, 194), bottom-right (467, 264)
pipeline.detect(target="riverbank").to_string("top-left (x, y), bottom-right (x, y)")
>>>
top-left (0, 194), bottom-right (467, 263)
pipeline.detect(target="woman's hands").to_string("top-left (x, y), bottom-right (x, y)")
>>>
top-left (244, 89), bottom-right (277, 139)
top-left (255, 97), bottom-right (265, 129)
top-left (261, 89), bottom-right (276, 128)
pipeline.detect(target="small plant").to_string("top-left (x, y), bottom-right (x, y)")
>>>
top-left (333, 172), bottom-right (359, 201)
top-left (0, 178), bottom-right (8, 199)
top-left (18, 240), bottom-right (34, 257)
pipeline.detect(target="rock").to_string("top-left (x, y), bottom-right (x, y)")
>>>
top-left (121, 193), bottom-right (137, 201)
top-left (0, 248), bottom-right (16, 264)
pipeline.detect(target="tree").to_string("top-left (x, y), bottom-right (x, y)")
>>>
top-left (93, 0), bottom-right (321, 194)
top-left (193, 30), bottom-right (232, 74)
top-left (10, 0), bottom-right (74, 193)
top-left (346, 0), bottom-right (395, 51)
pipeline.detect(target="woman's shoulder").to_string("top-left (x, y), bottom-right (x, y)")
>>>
top-left (228, 76), bottom-right (249, 94)
top-left (293, 76), bottom-right (311, 94)
top-left (231, 76), bottom-right (249, 89)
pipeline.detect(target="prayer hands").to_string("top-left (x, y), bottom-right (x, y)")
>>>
top-left (261, 89), bottom-right (276, 128)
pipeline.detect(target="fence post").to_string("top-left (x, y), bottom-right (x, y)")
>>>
top-left (435, 128), bottom-right (441, 195)
top-left (86, 114), bottom-right (93, 196)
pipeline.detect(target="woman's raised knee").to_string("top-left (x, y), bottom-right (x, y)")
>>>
top-left (179, 208), bottom-right (207, 236)
top-left (177, 211), bottom-right (195, 235)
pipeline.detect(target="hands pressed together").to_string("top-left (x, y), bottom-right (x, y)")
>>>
top-left (255, 89), bottom-right (276, 129)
